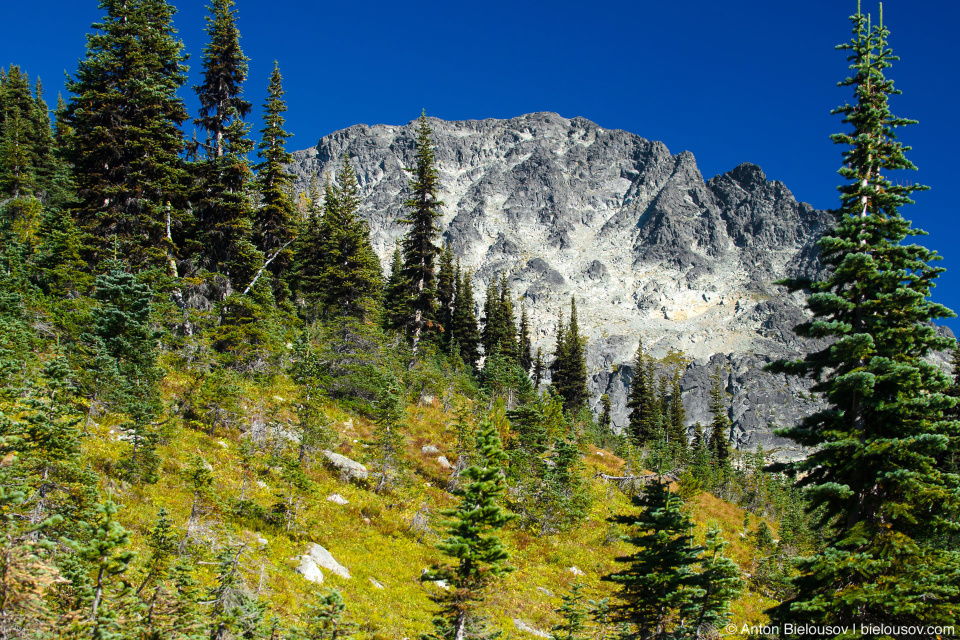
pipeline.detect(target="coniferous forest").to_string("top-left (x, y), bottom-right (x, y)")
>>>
top-left (0, 1), bottom-right (958, 638)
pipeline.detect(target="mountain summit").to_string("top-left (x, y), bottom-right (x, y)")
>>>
top-left (288, 112), bottom-right (836, 456)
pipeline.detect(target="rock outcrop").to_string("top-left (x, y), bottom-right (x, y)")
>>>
top-left (288, 112), bottom-right (948, 459)
top-left (321, 450), bottom-right (368, 482)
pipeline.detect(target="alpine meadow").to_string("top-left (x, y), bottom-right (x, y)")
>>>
top-left (1, 1), bottom-right (959, 639)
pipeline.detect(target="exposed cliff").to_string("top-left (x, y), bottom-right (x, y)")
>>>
top-left (288, 112), bottom-right (841, 458)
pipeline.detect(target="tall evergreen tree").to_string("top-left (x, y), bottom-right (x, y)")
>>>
top-left (532, 347), bottom-right (545, 390)
top-left (400, 112), bottom-right (444, 349)
top-left (550, 297), bottom-right (588, 413)
top-left (0, 67), bottom-right (36, 198)
top-left (191, 0), bottom-right (261, 291)
top-left (451, 265), bottom-right (481, 370)
top-left (383, 241), bottom-right (409, 333)
top-left (599, 394), bottom-right (612, 434)
top-left (316, 156), bottom-right (383, 321)
top-left (707, 367), bottom-right (731, 469)
top-left (87, 262), bottom-right (163, 484)
top-left (603, 479), bottom-right (702, 640)
top-left (254, 61), bottom-right (296, 289)
top-left (423, 418), bottom-right (516, 640)
top-left (626, 339), bottom-right (656, 447)
top-left (65, 0), bottom-right (190, 271)
top-left (518, 302), bottom-right (533, 373)
top-left (29, 79), bottom-right (57, 202)
top-left (436, 241), bottom-right (455, 344)
top-left (767, 3), bottom-right (960, 626)
top-left (290, 179), bottom-right (326, 320)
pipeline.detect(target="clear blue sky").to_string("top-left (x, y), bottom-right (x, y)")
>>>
top-left (3, 1), bottom-right (959, 330)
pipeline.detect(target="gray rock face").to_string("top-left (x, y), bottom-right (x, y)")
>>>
top-left (287, 112), bottom-right (868, 458)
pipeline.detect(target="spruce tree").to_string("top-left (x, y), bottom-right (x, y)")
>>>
top-left (317, 156), bottom-right (383, 322)
top-left (400, 112), bottom-right (444, 349)
top-left (291, 178), bottom-right (327, 321)
top-left (767, 3), bottom-right (960, 627)
top-left (0, 67), bottom-right (36, 198)
top-left (550, 297), bottom-right (588, 413)
top-left (65, 0), bottom-right (189, 271)
top-left (682, 528), bottom-right (743, 637)
top-left (383, 241), bottom-right (409, 333)
top-left (191, 0), bottom-right (261, 291)
top-left (451, 267), bottom-right (481, 370)
top-left (599, 394), bottom-right (611, 434)
top-left (87, 262), bottom-right (163, 484)
top-left (254, 61), bottom-right (296, 290)
top-left (626, 339), bottom-right (654, 447)
top-left (552, 583), bottom-right (589, 640)
top-left (436, 241), bottom-right (455, 344)
top-left (480, 277), bottom-right (500, 359)
top-left (518, 302), bottom-right (533, 373)
top-left (603, 479), bottom-right (702, 639)
top-left (666, 368), bottom-right (687, 463)
top-left (423, 417), bottom-right (516, 640)
top-left (707, 367), bottom-right (731, 470)
top-left (70, 500), bottom-right (136, 637)
top-left (532, 348), bottom-right (545, 390)
top-left (301, 588), bottom-right (357, 639)
top-left (29, 79), bottom-right (57, 202)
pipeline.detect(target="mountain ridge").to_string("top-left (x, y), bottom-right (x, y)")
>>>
top-left (287, 111), bottom-right (837, 457)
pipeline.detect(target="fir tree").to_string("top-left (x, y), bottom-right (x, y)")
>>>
top-left (372, 377), bottom-right (406, 494)
top-left (626, 339), bottom-right (655, 447)
top-left (86, 262), bottom-right (163, 484)
top-left (191, 0), bottom-right (261, 291)
top-left (532, 348), bottom-right (545, 390)
top-left (518, 302), bottom-right (533, 373)
top-left (254, 62), bottom-right (296, 290)
top-left (383, 241), bottom-right (409, 333)
top-left (400, 112), bottom-right (444, 349)
top-left (0, 67), bottom-right (36, 198)
top-left (667, 367), bottom-right (687, 459)
top-left (599, 394), bottom-right (612, 434)
top-left (683, 527), bottom-right (743, 638)
top-left (706, 367), bottom-right (731, 470)
top-left (436, 241), bottom-right (455, 344)
top-left (450, 264), bottom-right (480, 370)
top-left (317, 156), bottom-right (383, 322)
top-left (552, 582), bottom-right (589, 640)
top-left (69, 500), bottom-right (136, 637)
top-left (301, 589), bottom-right (357, 639)
top-left (65, 0), bottom-right (190, 271)
top-left (29, 79), bottom-right (57, 202)
top-left (550, 297), bottom-right (588, 413)
top-left (291, 178), bottom-right (327, 321)
top-left (423, 417), bottom-right (516, 640)
top-left (603, 480), bottom-right (702, 640)
top-left (767, 3), bottom-right (960, 627)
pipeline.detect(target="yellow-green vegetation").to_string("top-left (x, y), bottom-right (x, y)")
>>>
top-left (79, 369), bottom-right (778, 639)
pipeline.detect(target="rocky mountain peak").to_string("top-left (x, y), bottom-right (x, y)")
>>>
top-left (287, 112), bottom-right (840, 458)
